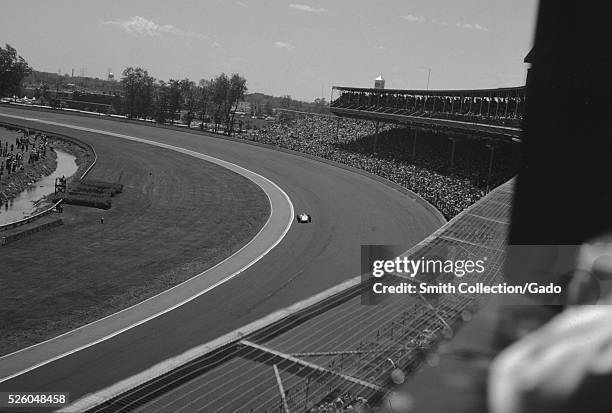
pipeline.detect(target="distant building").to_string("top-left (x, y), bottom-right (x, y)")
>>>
top-left (374, 75), bottom-right (385, 89)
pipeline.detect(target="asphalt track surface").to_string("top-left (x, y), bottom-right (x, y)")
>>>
top-left (0, 106), bottom-right (442, 403)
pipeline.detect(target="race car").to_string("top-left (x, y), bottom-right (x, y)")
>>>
top-left (296, 213), bottom-right (311, 223)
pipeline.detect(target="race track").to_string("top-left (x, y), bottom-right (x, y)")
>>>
top-left (0, 106), bottom-right (443, 402)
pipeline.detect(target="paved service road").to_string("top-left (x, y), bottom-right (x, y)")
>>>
top-left (0, 106), bottom-right (443, 402)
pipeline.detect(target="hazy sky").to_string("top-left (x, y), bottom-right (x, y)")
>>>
top-left (1, 0), bottom-right (538, 101)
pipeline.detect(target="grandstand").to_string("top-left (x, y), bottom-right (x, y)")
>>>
top-left (330, 86), bottom-right (524, 140)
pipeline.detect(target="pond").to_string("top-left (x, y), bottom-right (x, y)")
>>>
top-left (0, 149), bottom-right (78, 225)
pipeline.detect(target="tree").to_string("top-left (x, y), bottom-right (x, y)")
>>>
top-left (211, 73), bottom-right (230, 133)
top-left (0, 44), bottom-right (32, 98)
top-left (179, 79), bottom-right (196, 126)
top-left (314, 97), bottom-right (328, 107)
top-left (34, 82), bottom-right (50, 104)
top-left (226, 73), bottom-right (248, 135)
top-left (121, 67), bottom-right (155, 119)
top-left (196, 79), bottom-right (212, 128)
top-left (183, 79), bottom-right (200, 127)
top-left (167, 79), bottom-right (182, 124)
top-left (121, 67), bottom-right (138, 118)
top-left (152, 80), bottom-right (170, 124)
top-left (118, 68), bottom-right (248, 131)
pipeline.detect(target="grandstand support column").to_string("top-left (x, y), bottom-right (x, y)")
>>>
top-left (504, 92), bottom-right (510, 117)
top-left (273, 364), bottom-right (291, 413)
top-left (486, 144), bottom-right (495, 191)
top-left (514, 92), bottom-right (520, 118)
top-left (374, 121), bottom-right (380, 152)
top-left (336, 117), bottom-right (340, 141)
top-left (449, 137), bottom-right (457, 172)
top-left (412, 128), bottom-right (418, 158)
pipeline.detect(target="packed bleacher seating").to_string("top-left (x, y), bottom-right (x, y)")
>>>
top-left (309, 392), bottom-right (371, 413)
top-left (242, 114), bottom-right (520, 219)
top-left (331, 87), bottom-right (525, 128)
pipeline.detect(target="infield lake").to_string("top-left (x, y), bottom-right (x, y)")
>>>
top-left (0, 149), bottom-right (78, 225)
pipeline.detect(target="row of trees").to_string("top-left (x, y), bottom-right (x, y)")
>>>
top-left (246, 93), bottom-right (330, 116)
top-left (3, 44), bottom-right (328, 130)
top-left (121, 68), bottom-right (247, 135)
top-left (0, 44), bottom-right (32, 98)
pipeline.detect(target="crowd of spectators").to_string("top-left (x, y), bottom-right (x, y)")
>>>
top-left (0, 129), bottom-right (49, 182)
top-left (309, 390), bottom-right (417, 413)
top-left (309, 392), bottom-right (370, 413)
top-left (242, 114), bottom-right (520, 219)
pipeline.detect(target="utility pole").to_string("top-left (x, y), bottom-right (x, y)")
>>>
top-left (426, 68), bottom-right (431, 90)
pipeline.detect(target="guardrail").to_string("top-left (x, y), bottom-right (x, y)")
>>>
top-left (0, 200), bottom-right (64, 232)
top-left (0, 121), bottom-right (98, 232)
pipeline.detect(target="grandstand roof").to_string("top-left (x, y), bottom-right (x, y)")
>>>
top-left (524, 47), bottom-right (535, 64)
top-left (332, 85), bottom-right (526, 98)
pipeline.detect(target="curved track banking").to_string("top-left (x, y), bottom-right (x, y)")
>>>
top-left (0, 106), bottom-right (443, 403)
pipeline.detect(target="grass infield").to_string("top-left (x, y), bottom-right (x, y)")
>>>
top-left (0, 131), bottom-right (270, 356)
